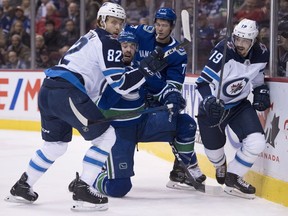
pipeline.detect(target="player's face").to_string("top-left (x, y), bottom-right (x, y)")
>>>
top-left (105, 17), bottom-right (124, 38)
top-left (233, 36), bottom-right (253, 57)
top-left (155, 19), bottom-right (172, 43)
top-left (121, 42), bottom-right (137, 65)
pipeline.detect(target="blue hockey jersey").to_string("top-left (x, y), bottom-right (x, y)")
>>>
top-left (125, 24), bottom-right (187, 95)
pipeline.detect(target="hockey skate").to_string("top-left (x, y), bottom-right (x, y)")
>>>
top-left (5, 172), bottom-right (38, 204)
top-left (166, 162), bottom-right (206, 190)
top-left (215, 161), bottom-right (227, 185)
top-left (224, 172), bottom-right (256, 199)
top-left (71, 172), bottom-right (108, 211)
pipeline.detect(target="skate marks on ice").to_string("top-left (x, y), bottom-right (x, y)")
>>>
top-left (0, 130), bottom-right (287, 216)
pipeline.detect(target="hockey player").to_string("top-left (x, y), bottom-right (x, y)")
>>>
top-left (5, 2), bottom-right (166, 211)
top-left (125, 7), bottom-right (206, 188)
top-left (196, 18), bottom-right (270, 199)
top-left (68, 29), bottom-right (198, 197)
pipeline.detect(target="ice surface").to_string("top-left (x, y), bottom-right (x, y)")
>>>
top-left (0, 130), bottom-right (287, 216)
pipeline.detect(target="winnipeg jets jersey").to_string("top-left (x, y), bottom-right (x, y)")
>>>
top-left (196, 38), bottom-right (269, 108)
top-left (46, 28), bottom-right (145, 103)
top-left (125, 24), bottom-right (187, 94)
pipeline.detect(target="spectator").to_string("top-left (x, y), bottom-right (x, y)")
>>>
top-left (279, 0), bottom-right (288, 20)
top-left (234, 0), bottom-right (269, 27)
top-left (6, 33), bottom-right (30, 63)
top-left (36, 50), bottom-right (53, 68)
top-left (197, 12), bottom-right (217, 69)
top-left (8, 19), bottom-right (30, 47)
top-left (62, 2), bottom-right (80, 32)
top-left (20, 0), bottom-right (31, 18)
top-left (1, 0), bottom-right (13, 17)
top-left (12, 6), bottom-right (30, 34)
top-left (60, 19), bottom-right (79, 47)
top-left (85, 0), bottom-right (101, 31)
top-left (278, 19), bottom-right (288, 77)
top-left (35, 34), bottom-right (48, 67)
top-left (258, 26), bottom-right (270, 48)
top-left (0, 28), bottom-right (7, 66)
top-left (35, 0), bottom-right (54, 21)
top-left (4, 50), bottom-right (28, 69)
top-left (0, 5), bottom-right (13, 35)
top-left (36, 2), bottom-right (61, 35)
top-left (42, 19), bottom-right (62, 52)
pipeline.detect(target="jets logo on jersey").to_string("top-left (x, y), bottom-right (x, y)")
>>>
top-left (223, 77), bottom-right (249, 97)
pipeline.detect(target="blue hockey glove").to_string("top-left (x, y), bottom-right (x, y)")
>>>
top-left (139, 47), bottom-right (168, 77)
top-left (202, 95), bottom-right (224, 119)
top-left (252, 84), bottom-right (270, 111)
top-left (160, 87), bottom-right (186, 115)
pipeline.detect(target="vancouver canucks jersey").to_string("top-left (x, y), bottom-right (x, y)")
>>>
top-left (46, 28), bottom-right (145, 103)
top-left (125, 24), bottom-right (187, 94)
top-left (196, 38), bottom-right (269, 109)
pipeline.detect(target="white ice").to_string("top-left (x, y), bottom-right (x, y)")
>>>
top-left (0, 130), bottom-right (287, 216)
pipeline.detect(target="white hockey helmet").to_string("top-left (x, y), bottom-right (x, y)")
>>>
top-left (97, 2), bottom-right (126, 21)
top-left (232, 18), bottom-right (259, 42)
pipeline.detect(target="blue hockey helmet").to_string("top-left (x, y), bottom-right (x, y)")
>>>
top-left (118, 30), bottom-right (138, 45)
top-left (154, 7), bottom-right (177, 25)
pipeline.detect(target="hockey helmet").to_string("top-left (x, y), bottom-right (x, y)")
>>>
top-left (154, 7), bottom-right (177, 25)
top-left (97, 2), bottom-right (126, 21)
top-left (118, 31), bottom-right (138, 45)
top-left (232, 18), bottom-right (259, 42)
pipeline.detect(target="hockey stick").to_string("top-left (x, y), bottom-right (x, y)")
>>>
top-left (216, 1), bottom-right (233, 103)
top-left (163, 10), bottom-right (191, 59)
top-left (69, 97), bottom-right (173, 126)
top-left (169, 142), bottom-right (223, 195)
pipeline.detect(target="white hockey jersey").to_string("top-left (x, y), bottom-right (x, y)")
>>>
top-left (47, 28), bottom-right (145, 103)
top-left (196, 38), bottom-right (270, 109)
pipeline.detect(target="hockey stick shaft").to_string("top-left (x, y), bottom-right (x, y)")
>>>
top-left (69, 97), bottom-right (173, 126)
top-left (89, 104), bottom-right (173, 125)
top-left (216, 1), bottom-right (233, 103)
top-left (169, 142), bottom-right (224, 195)
top-left (163, 39), bottom-right (190, 58)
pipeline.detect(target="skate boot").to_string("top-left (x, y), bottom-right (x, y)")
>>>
top-left (187, 164), bottom-right (207, 184)
top-left (167, 161), bottom-right (206, 190)
top-left (215, 161), bottom-right (227, 185)
top-left (224, 172), bottom-right (256, 199)
top-left (5, 172), bottom-right (38, 203)
top-left (71, 172), bottom-right (108, 211)
top-left (68, 172), bottom-right (79, 192)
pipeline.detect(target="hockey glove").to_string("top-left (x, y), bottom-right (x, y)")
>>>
top-left (139, 47), bottom-right (168, 77)
top-left (160, 87), bottom-right (186, 115)
top-left (202, 95), bottom-right (225, 119)
top-left (252, 84), bottom-right (270, 111)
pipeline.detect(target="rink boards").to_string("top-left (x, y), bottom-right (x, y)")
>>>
top-left (0, 70), bottom-right (287, 207)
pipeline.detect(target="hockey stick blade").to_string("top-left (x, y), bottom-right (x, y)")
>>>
top-left (69, 97), bottom-right (173, 126)
top-left (181, 10), bottom-right (191, 42)
top-left (169, 142), bottom-right (223, 195)
top-left (163, 39), bottom-right (190, 58)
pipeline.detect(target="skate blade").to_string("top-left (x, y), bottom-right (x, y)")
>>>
top-left (224, 186), bottom-right (256, 199)
top-left (166, 180), bottom-right (196, 191)
top-left (71, 201), bottom-right (108, 211)
top-left (166, 180), bottom-right (224, 195)
top-left (4, 195), bottom-right (34, 204)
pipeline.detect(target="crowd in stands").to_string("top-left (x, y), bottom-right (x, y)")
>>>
top-left (0, 0), bottom-right (287, 76)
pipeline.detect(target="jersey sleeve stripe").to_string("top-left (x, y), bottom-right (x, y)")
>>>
top-left (103, 68), bottom-right (126, 76)
top-left (202, 66), bottom-right (220, 82)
